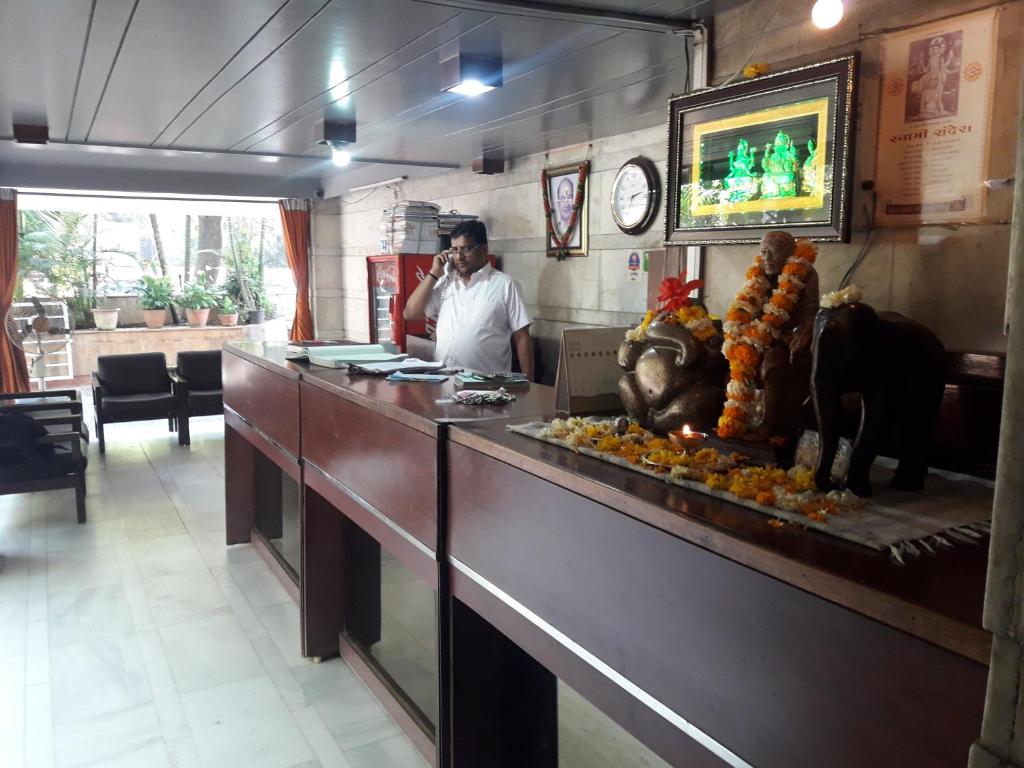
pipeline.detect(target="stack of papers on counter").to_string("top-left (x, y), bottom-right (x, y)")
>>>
top-left (286, 343), bottom-right (387, 360)
top-left (455, 371), bottom-right (530, 389)
top-left (347, 359), bottom-right (445, 374)
top-left (308, 347), bottom-right (409, 369)
top-left (386, 371), bottom-right (449, 383)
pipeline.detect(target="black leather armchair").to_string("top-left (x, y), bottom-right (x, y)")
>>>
top-left (170, 350), bottom-right (223, 446)
top-left (92, 352), bottom-right (177, 454)
top-left (0, 389), bottom-right (90, 443)
top-left (0, 405), bottom-right (87, 523)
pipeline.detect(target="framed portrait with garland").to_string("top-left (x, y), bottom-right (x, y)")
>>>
top-left (542, 161), bottom-right (589, 258)
top-left (665, 54), bottom-right (859, 245)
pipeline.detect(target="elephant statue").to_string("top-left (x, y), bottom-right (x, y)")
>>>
top-left (618, 319), bottom-right (727, 434)
top-left (811, 302), bottom-right (946, 497)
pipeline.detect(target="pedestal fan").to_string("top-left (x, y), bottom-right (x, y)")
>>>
top-left (4, 298), bottom-right (72, 390)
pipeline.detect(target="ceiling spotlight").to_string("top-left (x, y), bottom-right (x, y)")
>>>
top-left (448, 79), bottom-right (495, 97)
top-left (811, 0), bottom-right (844, 29)
top-left (315, 118), bottom-right (357, 167)
top-left (441, 52), bottom-right (502, 97)
top-left (330, 145), bottom-right (352, 167)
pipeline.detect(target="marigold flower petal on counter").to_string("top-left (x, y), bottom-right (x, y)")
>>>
top-left (538, 418), bottom-right (863, 523)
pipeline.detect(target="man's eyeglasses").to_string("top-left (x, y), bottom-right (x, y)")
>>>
top-left (449, 244), bottom-right (481, 256)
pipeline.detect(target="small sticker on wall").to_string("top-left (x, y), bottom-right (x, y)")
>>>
top-left (627, 250), bottom-right (641, 282)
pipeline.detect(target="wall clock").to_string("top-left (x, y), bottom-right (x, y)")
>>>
top-left (610, 156), bottom-right (660, 235)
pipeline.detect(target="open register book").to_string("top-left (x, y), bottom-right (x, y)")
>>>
top-left (285, 344), bottom-right (409, 368)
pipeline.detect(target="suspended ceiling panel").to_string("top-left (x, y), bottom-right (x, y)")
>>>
top-left (0, 0), bottom-right (749, 196)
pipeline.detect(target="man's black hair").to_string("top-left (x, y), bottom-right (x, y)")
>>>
top-left (450, 219), bottom-right (487, 245)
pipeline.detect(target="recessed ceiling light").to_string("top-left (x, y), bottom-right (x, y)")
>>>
top-left (440, 52), bottom-right (502, 97)
top-left (446, 79), bottom-right (496, 97)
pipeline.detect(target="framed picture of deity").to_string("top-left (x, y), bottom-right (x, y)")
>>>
top-left (666, 54), bottom-right (859, 245)
top-left (542, 161), bottom-right (589, 258)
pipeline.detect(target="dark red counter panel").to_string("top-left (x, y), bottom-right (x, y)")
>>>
top-left (301, 380), bottom-right (438, 553)
top-left (223, 349), bottom-right (300, 456)
top-left (446, 440), bottom-right (987, 768)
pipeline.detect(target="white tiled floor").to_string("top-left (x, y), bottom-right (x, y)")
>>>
top-left (0, 413), bottom-right (428, 768)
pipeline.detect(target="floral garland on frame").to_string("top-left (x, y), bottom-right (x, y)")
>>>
top-left (541, 163), bottom-right (588, 259)
top-left (717, 239), bottom-right (818, 439)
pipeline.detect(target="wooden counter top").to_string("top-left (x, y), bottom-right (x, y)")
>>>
top-left (449, 419), bottom-right (990, 664)
top-left (224, 340), bottom-right (305, 376)
top-left (225, 341), bottom-right (556, 436)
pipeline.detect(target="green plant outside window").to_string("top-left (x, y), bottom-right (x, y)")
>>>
top-left (136, 275), bottom-right (175, 309)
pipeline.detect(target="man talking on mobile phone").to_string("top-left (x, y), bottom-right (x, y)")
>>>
top-left (404, 220), bottom-right (535, 381)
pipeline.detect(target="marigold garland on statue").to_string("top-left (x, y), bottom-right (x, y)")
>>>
top-left (717, 239), bottom-right (817, 438)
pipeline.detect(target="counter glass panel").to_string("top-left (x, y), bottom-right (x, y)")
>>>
top-left (344, 521), bottom-right (439, 733)
top-left (558, 680), bottom-right (671, 768)
top-left (253, 451), bottom-right (301, 579)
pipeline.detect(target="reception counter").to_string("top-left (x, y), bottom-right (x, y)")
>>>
top-left (222, 341), bottom-right (989, 768)
top-left (446, 421), bottom-right (989, 768)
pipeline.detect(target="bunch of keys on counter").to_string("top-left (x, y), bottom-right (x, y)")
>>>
top-left (437, 388), bottom-right (517, 406)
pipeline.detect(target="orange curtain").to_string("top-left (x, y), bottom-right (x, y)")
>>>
top-left (0, 189), bottom-right (30, 393)
top-left (279, 199), bottom-right (315, 342)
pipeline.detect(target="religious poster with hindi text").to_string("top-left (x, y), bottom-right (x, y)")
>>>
top-left (876, 8), bottom-right (998, 224)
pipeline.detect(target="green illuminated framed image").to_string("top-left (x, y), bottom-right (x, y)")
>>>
top-left (666, 55), bottom-right (859, 245)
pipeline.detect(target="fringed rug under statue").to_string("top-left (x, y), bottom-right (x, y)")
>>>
top-left (507, 418), bottom-right (993, 564)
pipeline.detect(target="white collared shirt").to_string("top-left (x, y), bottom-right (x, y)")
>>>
top-left (425, 263), bottom-right (531, 373)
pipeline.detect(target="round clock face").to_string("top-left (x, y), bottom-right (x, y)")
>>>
top-left (610, 158), bottom-right (659, 234)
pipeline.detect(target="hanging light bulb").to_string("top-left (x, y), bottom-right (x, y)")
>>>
top-left (811, 0), bottom-right (844, 29)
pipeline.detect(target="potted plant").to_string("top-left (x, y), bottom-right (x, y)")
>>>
top-left (177, 280), bottom-right (218, 328)
top-left (91, 304), bottom-right (120, 330)
top-left (260, 290), bottom-right (280, 321)
top-left (223, 255), bottom-right (268, 325)
top-left (136, 275), bottom-right (174, 329)
top-left (217, 295), bottom-right (240, 326)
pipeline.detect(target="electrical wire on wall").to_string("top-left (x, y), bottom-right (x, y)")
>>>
top-left (838, 190), bottom-right (878, 290)
top-left (340, 180), bottom-right (404, 207)
top-left (707, 0), bottom-right (782, 91)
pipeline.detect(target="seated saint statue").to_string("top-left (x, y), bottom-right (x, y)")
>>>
top-left (755, 231), bottom-right (819, 440)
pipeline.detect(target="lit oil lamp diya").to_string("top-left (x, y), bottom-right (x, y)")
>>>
top-left (669, 424), bottom-right (709, 450)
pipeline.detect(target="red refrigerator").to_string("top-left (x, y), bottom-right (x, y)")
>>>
top-left (366, 253), bottom-right (436, 351)
top-left (366, 252), bottom-right (499, 351)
